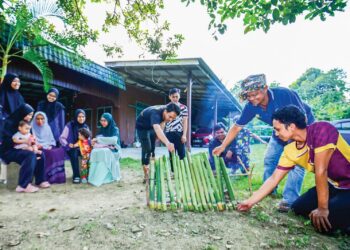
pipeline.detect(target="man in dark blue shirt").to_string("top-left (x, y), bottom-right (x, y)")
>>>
top-left (213, 74), bottom-right (315, 211)
top-left (208, 123), bottom-right (237, 171)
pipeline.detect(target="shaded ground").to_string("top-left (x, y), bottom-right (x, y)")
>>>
top-left (0, 146), bottom-right (349, 249)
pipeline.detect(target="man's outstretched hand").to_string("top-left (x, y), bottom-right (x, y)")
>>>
top-left (237, 200), bottom-right (254, 212)
top-left (212, 145), bottom-right (225, 156)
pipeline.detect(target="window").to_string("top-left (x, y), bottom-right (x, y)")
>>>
top-left (334, 123), bottom-right (342, 129)
top-left (96, 106), bottom-right (113, 128)
top-left (135, 102), bottom-right (149, 118)
top-left (341, 122), bottom-right (350, 130)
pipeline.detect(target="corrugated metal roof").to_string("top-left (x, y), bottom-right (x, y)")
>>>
top-left (106, 58), bottom-right (242, 112)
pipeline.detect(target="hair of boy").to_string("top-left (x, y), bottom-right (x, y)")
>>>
top-left (78, 127), bottom-right (91, 139)
top-left (272, 105), bottom-right (307, 129)
top-left (165, 103), bottom-right (181, 116)
top-left (169, 88), bottom-right (180, 96)
top-left (213, 122), bottom-right (227, 132)
top-left (18, 120), bottom-right (30, 127)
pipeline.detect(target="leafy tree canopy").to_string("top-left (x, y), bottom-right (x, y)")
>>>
top-left (182, 0), bottom-right (347, 37)
top-left (290, 68), bottom-right (350, 120)
top-left (1, 0), bottom-right (184, 59)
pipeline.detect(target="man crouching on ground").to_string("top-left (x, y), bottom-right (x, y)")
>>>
top-left (237, 105), bottom-right (350, 235)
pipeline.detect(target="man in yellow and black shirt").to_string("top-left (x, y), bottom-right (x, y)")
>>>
top-left (237, 105), bottom-right (350, 234)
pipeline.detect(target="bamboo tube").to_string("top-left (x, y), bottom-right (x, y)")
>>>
top-left (160, 157), bottom-right (167, 211)
top-left (171, 152), bottom-right (181, 208)
top-left (149, 159), bottom-right (156, 209)
top-left (195, 157), bottom-right (212, 210)
top-left (183, 157), bottom-right (199, 212)
top-left (186, 156), bottom-right (203, 212)
top-left (192, 157), bottom-right (208, 211)
top-left (156, 159), bottom-right (162, 210)
top-left (214, 156), bottom-right (223, 200)
top-left (164, 156), bottom-right (177, 210)
top-left (176, 155), bottom-right (188, 211)
top-left (180, 159), bottom-right (193, 211)
top-left (219, 157), bottom-right (235, 210)
top-left (200, 155), bottom-right (217, 208)
top-left (215, 156), bottom-right (227, 210)
top-left (202, 153), bottom-right (223, 211)
top-left (200, 153), bottom-right (218, 210)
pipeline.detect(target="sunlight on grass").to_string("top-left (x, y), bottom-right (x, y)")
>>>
top-left (231, 144), bottom-right (316, 200)
top-left (120, 157), bottom-right (141, 170)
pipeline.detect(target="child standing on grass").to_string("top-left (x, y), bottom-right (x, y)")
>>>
top-left (78, 128), bottom-right (91, 184)
top-left (13, 120), bottom-right (42, 155)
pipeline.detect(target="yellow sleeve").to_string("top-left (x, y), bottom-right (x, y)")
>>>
top-left (314, 143), bottom-right (336, 154)
top-left (277, 150), bottom-right (295, 171)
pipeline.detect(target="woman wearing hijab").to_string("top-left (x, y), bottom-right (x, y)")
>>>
top-left (88, 113), bottom-right (121, 187)
top-left (37, 88), bottom-right (65, 144)
top-left (32, 112), bottom-right (66, 184)
top-left (59, 109), bottom-right (89, 184)
top-left (0, 73), bottom-right (25, 142)
top-left (0, 104), bottom-right (50, 193)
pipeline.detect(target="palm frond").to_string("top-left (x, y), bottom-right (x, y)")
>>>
top-left (26, 0), bottom-right (65, 21)
top-left (22, 49), bottom-right (53, 91)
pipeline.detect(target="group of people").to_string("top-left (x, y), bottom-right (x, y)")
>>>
top-left (136, 75), bottom-right (350, 235)
top-left (0, 73), bottom-right (121, 193)
top-left (1, 71), bottom-right (350, 235)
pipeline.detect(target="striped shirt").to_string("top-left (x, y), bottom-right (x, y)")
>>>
top-left (165, 102), bottom-right (188, 133)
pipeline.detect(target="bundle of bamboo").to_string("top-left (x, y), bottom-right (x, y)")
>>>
top-left (148, 152), bottom-right (235, 212)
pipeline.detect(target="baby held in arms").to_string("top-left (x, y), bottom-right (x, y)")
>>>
top-left (12, 120), bottom-right (42, 155)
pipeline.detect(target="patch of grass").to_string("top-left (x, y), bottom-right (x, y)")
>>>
top-left (202, 245), bottom-right (217, 250)
top-left (232, 144), bottom-right (315, 200)
top-left (81, 222), bottom-right (98, 234)
top-left (40, 214), bottom-right (49, 220)
top-left (120, 157), bottom-right (141, 170)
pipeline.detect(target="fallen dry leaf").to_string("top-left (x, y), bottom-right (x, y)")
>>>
top-left (35, 232), bottom-right (50, 238)
top-left (63, 226), bottom-right (76, 232)
top-left (7, 240), bottom-right (21, 247)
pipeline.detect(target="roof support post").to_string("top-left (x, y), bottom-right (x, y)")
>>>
top-left (186, 71), bottom-right (193, 151)
top-left (214, 98), bottom-right (218, 126)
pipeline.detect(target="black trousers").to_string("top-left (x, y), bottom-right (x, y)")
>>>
top-left (67, 148), bottom-right (81, 179)
top-left (166, 131), bottom-right (186, 172)
top-left (166, 131), bottom-right (186, 159)
top-left (291, 185), bottom-right (350, 233)
top-left (2, 149), bottom-right (46, 188)
top-left (137, 129), bottom-right (156, 165)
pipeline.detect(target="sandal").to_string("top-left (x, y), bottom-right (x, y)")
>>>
top-left (38, 181), bottom-right (51, 188)
top-left (16, 184), bottom-right (39, 193)
top-left (73, 177), bottom-right (81, 184)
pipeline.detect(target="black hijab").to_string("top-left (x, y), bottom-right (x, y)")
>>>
top-left (0, 73), bottom-right (25, 117)
top-left (70, 109), bottom-right (88, 143)
top-left (37, 88), bottom-right (65, 122)
top-left (0, 103), bottom-right (34, 154)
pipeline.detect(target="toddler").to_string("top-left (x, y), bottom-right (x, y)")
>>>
top-left (78, 128), bottom-right (92, 184)
top-left (12, 121), bottom-right (42, 154)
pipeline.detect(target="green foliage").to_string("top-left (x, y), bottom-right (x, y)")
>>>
top-left (290, 68), bottom-right (350, 120)
top-left (1, 0), bottom-right (183, 86)
top-left (86, 0), bottom-right (184, 59)
top-left (182, 0), bottom-right (347, 36)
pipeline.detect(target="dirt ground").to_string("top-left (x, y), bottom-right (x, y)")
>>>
top-left (0, 164), bottom-right (348, 250)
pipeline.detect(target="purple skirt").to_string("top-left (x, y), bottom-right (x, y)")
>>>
top-left (43, 148), bottom-right (66, 184)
